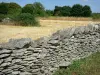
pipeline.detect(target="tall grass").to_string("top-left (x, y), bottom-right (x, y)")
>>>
top-left (53, 52), bottom-right (100, 75)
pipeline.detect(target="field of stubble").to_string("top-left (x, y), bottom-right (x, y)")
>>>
top-left (0, 19), bottom-right (100, 43)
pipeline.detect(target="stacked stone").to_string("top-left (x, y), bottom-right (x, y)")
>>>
top-left (0, 39), bottom-right (45, 75)
top-left (0, 24), bottom-right (100, 75)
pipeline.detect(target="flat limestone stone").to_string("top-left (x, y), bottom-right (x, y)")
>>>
top-left (0, 49), bottom-right (12, 54)
top-left (0, 54), bottom-right (10, 59)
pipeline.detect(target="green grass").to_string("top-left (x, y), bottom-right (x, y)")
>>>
top-left (92, 13), bottom-right (100, 21)
top-left (53, 52), bottom-right (100, 75)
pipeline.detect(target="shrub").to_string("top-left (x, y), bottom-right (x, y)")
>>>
top-left (54, 6), bottom-right (71, 16)
top-left (0, 14), bottom-right (6, 22)
top-left (8, 2), bottom-right (21, 16)
top-left (82, 5), bottom-right (92, 17)
top-left (60, 6), bottom-right (71, 16)
top-left (22, 2), bottom-right (46, 17)
top-left (71, 4), bottom-right (83, 17)
top-left (54, 6), bottom-right (62, 16)
top-left (13, 13), bottom-right (39, 26)
top-left (33, 2), bottom-right (46, 17)
top-left (0, 2), bottom-right (8, 15)
top-left (46, 10), bottom-right (53, 16)
top-left (22, 4), bottom-right (34, 15)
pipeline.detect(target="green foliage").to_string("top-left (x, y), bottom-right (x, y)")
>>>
top-left (54, 6), bottom-right (71, 16)
top-left (92, 13), bottom-right (100, 20)
top-left (22, 4), bottom-right (34, 15)
top-left (0, 2), bottom-right (21, 21)
top-left (0, 2), bottom-right (8, 14)
top-left (0, 2), bottom-right (21, 15)
top-left (33, 2), bottom-right (46, 17)
top-left (13, 13), bottom-right (39, 26)
top-left (53, 52), bottom-right (100, 75)
top-left (71, 4), bottom-right (83, 17)
top-left (46, 10), bottom-right (53, 16)
top-left (54, 6), bottom-right (62, 16)
top-left (60, 6), bottom-right (71, 16)
top-left (0, 2), bottom-right (92, 18)
top-left (54, 4), bottom-right (92, 17)
top-left (53, 69), bottom-right (67, 75)
top-left (82, 5), bottom-right (92, 17)
top-left (8, 2), bottom-right (21, 16)
top-left (22, 2), bottom-right (46, 17)
top-left (0, 14), bottom-right (6, 22)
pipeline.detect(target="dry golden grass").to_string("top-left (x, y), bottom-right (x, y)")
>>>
top-left (39, 16), bottom-right (92, 21)
top-left (0, 19), bottom-right (100, 43)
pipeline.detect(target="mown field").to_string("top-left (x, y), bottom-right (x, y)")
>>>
top-left (0, 17), bottom-right (100, 43)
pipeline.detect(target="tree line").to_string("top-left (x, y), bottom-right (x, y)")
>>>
top-left (0, 2), bottom-right (92, 17)
top-left (0, 2), bottom-right (46, 17)
top-left (54, 4), bottom-right (92, 17)
top-left (0, 2), bottom-right (93, 26)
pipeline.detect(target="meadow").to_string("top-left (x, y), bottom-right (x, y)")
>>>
top-left (0, 17), bottom-right (100, 43)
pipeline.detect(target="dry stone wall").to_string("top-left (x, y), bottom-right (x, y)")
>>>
top-left (0, 24), bottom-right (100, 75)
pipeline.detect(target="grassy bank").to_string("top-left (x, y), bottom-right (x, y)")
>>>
top-left (53, 52), bottom-right (100, 75)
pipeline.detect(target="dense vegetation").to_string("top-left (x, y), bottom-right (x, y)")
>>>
top-left (53, 52), bottom-right (100, 75)
top-left (53, 4), bottom-right (92, 17)
top-left (0, 2), bottom-right (99, 26)
top-left (0, 2), bottom-right (41, 26)
top-left (92, 13), bottom-right (100, 20)
top-left (22, 2), bottom-right (46, 17)
top-left (13, 13), bottom-right (39, 26)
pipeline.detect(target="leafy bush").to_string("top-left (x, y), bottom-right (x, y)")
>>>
top-left (46, 10), bottom-right (53, 16)
top-left (8, 2), bottom-right (21, 16)
top-left (22, 2), bottom-right (46, 17)
top-left (13, 13), bottom-right (39, 26)
top-left (54, 6), bottom-right (62, 16)
top-left (60, 6), bottom-right (71, 16)
top-left (33, 2), bottom-right (46, 17)
top-left (22, 4), bottom-right (34, 15)
top-left (0, 14), bottom-right (6, 22)
top-left (71, 4), bottom-right (83, 17)
top-left (54, 6), bottom-right (71, 16)
top-left (82, 5), bottom-right (92, 17)
top-left (0, 2), bottom-right (8, 15)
